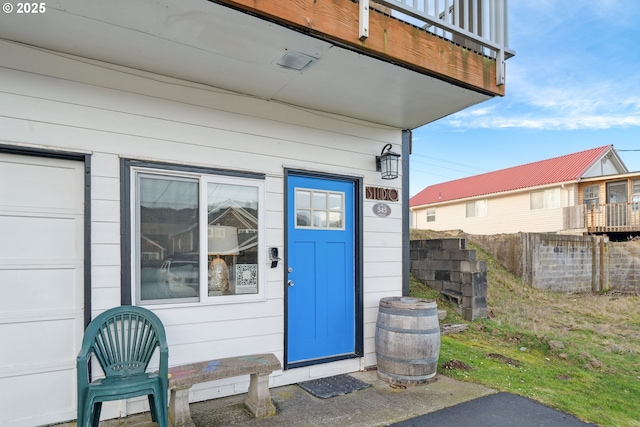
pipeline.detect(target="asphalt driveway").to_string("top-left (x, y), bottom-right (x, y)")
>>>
top-left (390, 392), bottom-right (597, 427)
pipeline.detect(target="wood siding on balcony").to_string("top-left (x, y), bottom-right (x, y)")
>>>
top-left (217, 0), bottom-right (504, 96)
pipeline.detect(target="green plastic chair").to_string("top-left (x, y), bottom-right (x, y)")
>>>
top-left (77, 306), bottom-right (168, 427)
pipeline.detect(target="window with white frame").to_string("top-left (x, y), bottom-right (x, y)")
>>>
top-left (632, 179), bottom-right (640, 211)
top-left (295, 188), bottom-right (344, 229)
top-left (465, 200), bottom-right (487, 218)
top-left (583, 185), bottom-right (600, 209)
top-left (530, 188), bottom-right (560, 210)
top-left (426, 208), bottom-right (436, 222)
top-left (133, 168), bottom-right (264, 305)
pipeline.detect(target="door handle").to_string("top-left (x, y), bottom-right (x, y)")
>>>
top-left (288, 280), bottom-right (295, 287)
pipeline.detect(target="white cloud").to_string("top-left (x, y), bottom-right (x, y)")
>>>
top-left (445, 112), bottom-right (640, 131)
top-left (440, 52), bottom-right (640, 131)
top-left (434, 0), bottom-right (640, 132)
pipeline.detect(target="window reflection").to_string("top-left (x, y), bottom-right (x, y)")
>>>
top-left (138, 176), bottom-right (199, 302)
top-left (207, 183), bottom-right (259, 296)
top-left (295, 188), bottom-right (345, 230)
top-left (136, 175), bottom-right (262, 303)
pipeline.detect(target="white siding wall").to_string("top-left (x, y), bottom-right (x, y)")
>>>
top-left (413, 186), bottom-right (575, 235)
top-left (0, 40), bottom-right (403, 417)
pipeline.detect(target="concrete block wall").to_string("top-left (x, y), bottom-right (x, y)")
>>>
top-left (470, 233), bottom-right (640, 293)
top-left (531, 234), bottom-right (595, 293)
top-left (608, 241), bottom-right (640, 292)
top-left (410, 239), bottom-right (487, 320)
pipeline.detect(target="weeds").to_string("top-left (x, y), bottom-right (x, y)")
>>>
top-left (410, 232), bottom-right (640, 426)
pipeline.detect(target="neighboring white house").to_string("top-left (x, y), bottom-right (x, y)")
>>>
top-left (0, 1), bottom-right (513, 425)
top-left (410, 145), bottom-right (628, 235)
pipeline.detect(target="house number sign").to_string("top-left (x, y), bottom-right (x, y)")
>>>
top-left (365, 186), bottom-right (399, 202)
top-left (373, 203), bottom-right (391, 217)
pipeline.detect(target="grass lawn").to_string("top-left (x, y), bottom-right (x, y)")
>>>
top-left (409, 236), bottom-right (640, 427)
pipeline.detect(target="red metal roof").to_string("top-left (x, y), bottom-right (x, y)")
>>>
top-left (410, 145), bottom-right (613, 207)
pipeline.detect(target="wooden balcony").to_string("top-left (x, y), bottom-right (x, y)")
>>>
top-left (586, 203), bottom-right (640, 233)
top-left (220, 0), bottom-right (512, 94)
top-left (0, 0), bottom-right (514, 129)
top-left (565, 203), bottom-right (640, 234)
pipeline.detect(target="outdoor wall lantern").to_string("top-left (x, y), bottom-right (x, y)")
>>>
top-left (376, 144), bottom-right (401, 180)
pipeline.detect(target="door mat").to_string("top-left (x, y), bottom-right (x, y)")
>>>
top-left (298, 374), bottom-right (371, 399)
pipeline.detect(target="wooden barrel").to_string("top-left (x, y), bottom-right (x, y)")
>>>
top-left (375, 297), bottom-right (440, 386)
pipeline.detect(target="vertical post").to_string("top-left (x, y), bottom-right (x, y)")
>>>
top-left (599, 236), bottom-right (605, 291)
top-left (453, 0), bottom-right (459, 26)
top-left (503, 0), bottom-right (509, 49)
top-left (490, 0), bottom-right (496, 43)
top-left (463, 0), bottom-right (469, 30)
top-left (472, 0), bottom-right (479, 36)
top-left (495, 0), bottom-right (505, 85)
top-left (402, 130), bottom-right (411, 297)
top-left (359, 0), bottom-right (369, 40)
top-left (445, 0), bottom-right (451, 24)
top-left (591, 235), bottom-right (597, 292)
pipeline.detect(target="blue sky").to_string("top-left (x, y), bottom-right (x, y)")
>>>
top-left (410, 0), bottom-right (640, 197)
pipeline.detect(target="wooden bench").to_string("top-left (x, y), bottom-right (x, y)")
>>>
top-left (166, 353), bottom-right (281, 427)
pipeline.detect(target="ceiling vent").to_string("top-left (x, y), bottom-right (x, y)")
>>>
top-left (276, 50), bottom-right (317, 71)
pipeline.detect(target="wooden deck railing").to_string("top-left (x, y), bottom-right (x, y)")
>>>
top-left (585, 202), bottom-right (640, 233)
top-left (361, 0), bottom-right (514, 85)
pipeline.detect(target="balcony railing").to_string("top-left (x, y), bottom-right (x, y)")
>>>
top-left (582, 203), bottom-right (640, 233)
top-left (360, 0), bottom-right (514, 85)
top-left (564, 203), bottom-right (640, 233)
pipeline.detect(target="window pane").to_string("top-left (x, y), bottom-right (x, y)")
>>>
top-left (466, 202), bottom-right (475, 217)
top-left (329, 193), bottom-right (342, 210)
top-left (329, 212), bottom-right (343, 228)
top-left (584, 185), bottom-right (599, 200)
top-left (313, 192), bottom-right (327, 209)
top-left (633, 180), bottom-right (640, 202)
top-left (297, 210), bottom-right (311, 227)
top-left (426, 208), bottom-right (436, 222)
top-left (313, 211), bottom-right (327, 227)
top-left (545, 188), bottom-right (560, 209)
top-left (476, 200), bottom-right (487, 217)
top-left (139, 176), bottom-right (199, 302)
top-left (531, 192), bottom-right (543, 210)
top-left (207, 183), bottom-right (259, 296)
top-left (296, 190), bottom-right (311, 209)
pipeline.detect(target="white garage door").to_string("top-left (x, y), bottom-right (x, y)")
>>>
top-left (0, 153), bottom-right (85, 427)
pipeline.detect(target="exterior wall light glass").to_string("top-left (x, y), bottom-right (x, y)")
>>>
top-left (376, 144), bottom-right (401, 179)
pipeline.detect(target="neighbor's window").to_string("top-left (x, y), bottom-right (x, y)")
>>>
top-left (134, 169), bottom-right (263, 305)
top-left (583, 185), bottom-right (600, 209)
top-left (426, 208), bottom-right (436, 222)
top-left (632, 179), bottom-right (640, 211)
top-left (530, 188), bottom-right (560, 210)
top-left (465, 200), bottom-right (487, 218)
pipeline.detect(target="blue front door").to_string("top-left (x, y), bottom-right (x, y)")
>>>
top-left (286, 174), bottom-right (356, 365)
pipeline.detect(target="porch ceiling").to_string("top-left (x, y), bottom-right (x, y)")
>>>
top-left (0, 0), bottom-right (492, 129)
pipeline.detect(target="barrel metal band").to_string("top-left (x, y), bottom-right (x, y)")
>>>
top-left (378, 371), bottom-right (436, 382)
top-left (376, 324), bottom-right (440, 335)
top-left (376, 353), bottom-right (439, 365)
top-left (379, 307), bottom-right (438, 317)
